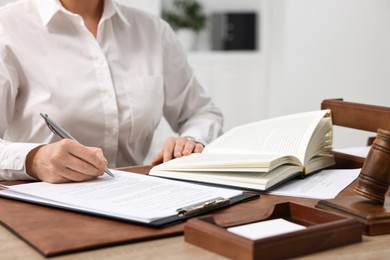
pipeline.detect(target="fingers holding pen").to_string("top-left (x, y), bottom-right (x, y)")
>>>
top-left (68, 141), bottom-right (108, 173)
top-left (26, 139), bottom-right (107, 183)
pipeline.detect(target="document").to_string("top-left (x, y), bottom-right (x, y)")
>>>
top-left (0, 170), bottom-right (246, 225)
top-left (267, 169), bottom-right (360, 199)
top-left (333, 146), bottom-right (370, 158)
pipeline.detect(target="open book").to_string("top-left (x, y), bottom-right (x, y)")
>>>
top-left (150, 110), bottom-right (335, 191)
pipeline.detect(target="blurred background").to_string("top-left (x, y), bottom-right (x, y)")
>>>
top-left (2, 0), bottom-right (389, 163)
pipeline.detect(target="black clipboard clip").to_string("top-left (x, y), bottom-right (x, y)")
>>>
top-left (176, 197), bottom-right (230, 217)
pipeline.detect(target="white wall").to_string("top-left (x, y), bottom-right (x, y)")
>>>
top-left (267, 0), bottom-right (390, 147)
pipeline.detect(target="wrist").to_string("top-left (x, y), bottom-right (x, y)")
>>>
top-left (25, 145), bottom-right (45, 179)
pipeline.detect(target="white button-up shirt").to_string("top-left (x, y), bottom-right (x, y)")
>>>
top-left (0, 0), bottom-right (223, 180)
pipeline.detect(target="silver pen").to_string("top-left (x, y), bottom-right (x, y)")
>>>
top-left (40, 113), bottom-right (115, 178)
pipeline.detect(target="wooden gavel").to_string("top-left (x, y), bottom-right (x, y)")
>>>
top-left (355, 128), bottom-right (390, 204)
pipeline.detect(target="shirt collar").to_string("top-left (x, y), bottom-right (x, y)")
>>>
top-left (35, 0), bottom-right (62, 26)
top-left (107, 0), bottom-right (131, 27)
top-left (35, 0), bottom-right (131, 28)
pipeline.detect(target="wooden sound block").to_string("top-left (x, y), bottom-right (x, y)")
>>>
top-left (184, 202), bottom-right (362, 260)
top-left (317, 196), bottom-right (390, 236)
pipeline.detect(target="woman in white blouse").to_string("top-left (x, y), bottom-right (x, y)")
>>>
top-left (0, 0), bottom-right (223, 183)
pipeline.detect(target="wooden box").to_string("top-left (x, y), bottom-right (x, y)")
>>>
top-left (184, 202), bottom-right (362, 260)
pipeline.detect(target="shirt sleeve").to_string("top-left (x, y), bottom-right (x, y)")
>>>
top-left (0, 30), bottom-right (38, 181)
top-left (161, 22), bottom-right (224, 145)
top-left (0, 140), bottom-right (41, 180)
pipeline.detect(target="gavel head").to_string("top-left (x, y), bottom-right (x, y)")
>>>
top-left (355, 128), bottom-right (390, 204)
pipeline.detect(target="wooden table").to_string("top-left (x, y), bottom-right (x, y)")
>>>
top-left (1, 166), bottom-right (390, 260)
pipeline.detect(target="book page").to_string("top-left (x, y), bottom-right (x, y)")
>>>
top-left (151, 153), bottom-right (301, 171)
top-left (204, 110), bottom-right (329, 163)
top-left (0, 170), bottom-right (243, 223)
top-left (150, 164), bottom-right (302, 191)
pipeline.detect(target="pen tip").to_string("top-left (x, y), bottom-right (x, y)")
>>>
top-left (105, 169), bottom-right (115, 178)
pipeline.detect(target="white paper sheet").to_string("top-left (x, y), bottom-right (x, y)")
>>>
top-left (228, 218), bottom-right (306, 240)
top-left (0, 170), bottom-right (243, 223)
top-left (267, 169), bottom-right (360, 199)
top-left (333, 146), bottom-right (370, 158)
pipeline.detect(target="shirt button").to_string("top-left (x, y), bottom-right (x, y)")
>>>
top-left (96, 57), bottom-right (104, 65)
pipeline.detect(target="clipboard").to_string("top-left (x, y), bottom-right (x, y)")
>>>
top-left (0, 178), bottom-right (258, 257)
top-left (0, 191), bottom-right (257, 227)
top-left (0, 179), bottom-right (259, 228)
top-left (149, 193), bottom-right (258, 227)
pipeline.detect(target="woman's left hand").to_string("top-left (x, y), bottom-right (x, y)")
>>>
top-left (151, 136), bottom-right (204, 165)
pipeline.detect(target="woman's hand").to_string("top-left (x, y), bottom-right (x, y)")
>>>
top-left (151, 136), bottom-right (204, 165)
top-left (26, 139), bottom-right (107, 183)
